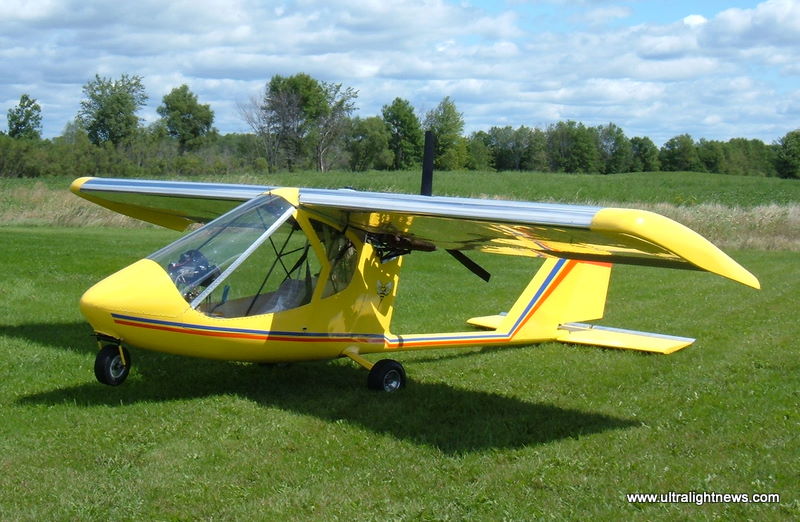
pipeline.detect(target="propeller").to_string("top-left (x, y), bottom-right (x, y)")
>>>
top-left (420, 131), bottom-right (491, 283)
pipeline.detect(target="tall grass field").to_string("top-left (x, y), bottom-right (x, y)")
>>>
top-left (0, 171), bottom-right (798, 519)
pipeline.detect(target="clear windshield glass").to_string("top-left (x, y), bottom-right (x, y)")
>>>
top-left (149, 195), bottom-right (293, 302)
top-left (198, 217), bottom-right (321, 317)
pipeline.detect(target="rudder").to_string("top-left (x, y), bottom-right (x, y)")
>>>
top-left (468, 258), bottom-right (612, 343)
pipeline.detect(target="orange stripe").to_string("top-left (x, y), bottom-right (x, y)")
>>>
top-left (385, 260), bottom-right (579, 349)
top-left (115, 319), bottom-right (377, 344)
top-left (115, 319), bottom-right (267, 341)
top-left (114, 259), bottom-right (584, 351)
top-left (509, 259), bottom-right (577, 338)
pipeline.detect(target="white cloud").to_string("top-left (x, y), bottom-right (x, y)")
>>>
top-left (702, 0), bottom-right (800, 47)
top-left (637, 33), bottom-right (699, 60)
top-left (0, 0), bottom-right (795, 145)
top-left (573, 6), bottom-right (633, 27)
top-left (683, 14), bottom-right (708, 28)
top-left (0, 0), bottom-right (61, 22)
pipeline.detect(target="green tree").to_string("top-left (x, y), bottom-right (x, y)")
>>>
top-left (696, 138), bottom-right (726, 173)
top-left (629, 136), bottom-right (660, 171)
top-left (7, 94), bottom-right (42, 140)
top-left (260, 73), bottom-right (324, 170)
top-left (659, 134), bottom-right (702, 171)
top-left (775, 129), bottom-right (800, 179)
top-left (424, 96), bottom-right (465, 170)
top-left (596, 123), bottom-right (632, 174)
top-left (157, 84), bottom-right (215, 154)
top-left (487, 126), bottom-right (546, 171)
top-left (248, 73), bottom-right (356, 171)
top-left (520, 127), bottom-right (548, 172)
top-left (312, 81), bottom-right (358, 172)
top-left (345, 116), bottom-right (393, 171)
top-left (381, 98), bottom-right (423, 170)
top-left (546, 120), bottom-right (600, 173)
top-left (438, 136), bottom-right (469, 171)
top-left (466, 131), bottom-right (493, 171)
top-left (77, 74), bottom-right (147, 146)
top-left (723, 138), bottom-right (775, 177)
top-left (487, 126), bottom-right (520, 170)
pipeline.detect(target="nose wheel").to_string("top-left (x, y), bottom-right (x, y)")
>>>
top-left (94, 344), bottom-right (131, 386)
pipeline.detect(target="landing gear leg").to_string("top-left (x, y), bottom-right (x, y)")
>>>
top-left (342, 348), bottom-right (407, 392)
top-left (94, 344), bottom-right (131, 386)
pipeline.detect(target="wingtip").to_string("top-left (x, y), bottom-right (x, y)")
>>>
top-left (592, 208), bottom-right (761, 290)
top-left (738, 271), bottom-right (761, 290)
top-left (70, 176), bottom-right (95, 195)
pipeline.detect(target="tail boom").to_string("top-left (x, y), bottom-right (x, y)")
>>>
top-left (468, 257), bottom-right (696, 354)
top-left (379, 257), bottom-right (695, 355)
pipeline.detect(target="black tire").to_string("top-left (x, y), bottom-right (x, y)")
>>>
top-left (367, 359), bottom-right (406, 392)
top-left (94, 345), bottom-right (131, 386)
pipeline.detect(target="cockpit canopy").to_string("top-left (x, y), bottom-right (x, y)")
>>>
top-left (148, 194), bottom-right (357, 318)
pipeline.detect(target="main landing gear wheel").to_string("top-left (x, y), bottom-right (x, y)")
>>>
top-left (94, 345), bottom-right (131, 386)
top-left (367, 359), bottom-right (406, 392)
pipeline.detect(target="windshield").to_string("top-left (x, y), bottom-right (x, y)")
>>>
top-left (149, 195), bottom-right (293, 303)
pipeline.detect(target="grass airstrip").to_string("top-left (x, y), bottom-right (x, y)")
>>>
top-left (0, 171), bottom-right (798, 519)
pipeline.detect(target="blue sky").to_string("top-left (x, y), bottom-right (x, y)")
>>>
top-left (1, 0), bottom-right (798, 145)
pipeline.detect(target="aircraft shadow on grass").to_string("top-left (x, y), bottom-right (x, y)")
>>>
top-left (0, 321), bottom-right (101, 357)
top-left (9, 322), bottom-right (639, 454)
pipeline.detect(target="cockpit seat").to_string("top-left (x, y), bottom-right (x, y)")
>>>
top-left (207, 278), bottom-right (313, 318)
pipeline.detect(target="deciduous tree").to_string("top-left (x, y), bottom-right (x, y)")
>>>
top-left (424, 96), bottom-right (465, 170)
top-left (466, 131), bottom-right (493, 171)
top-left (7, 94), bottom-right (42, 140)
top-left (312, 81), bottom-right (358, 172)
top-left (696, 138), bottom-right (725, 173)
top-left (157, 85), bottom-right (215, 154)
top-left (78, 74), bottom-right (147, 146)
top-left (546, 120), bottom-right (600, 173)
top-left (245, 73), bottom-right (357, 171)
top-left (345, 116), bottom-right (392, 171)
top-left (596, 123), bottom-right (632, 174)
top-left (659, 134), bottom-right (702, 172)
top-left (775, 129), bottom-right (800, 179)
top-left (381, 98), bottom-right (423, 170)
top-left (630, 136), bottom-right (660, 172)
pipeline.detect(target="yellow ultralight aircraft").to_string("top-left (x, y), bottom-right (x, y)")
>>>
top-left (71, 176), bottom-right (760, 391)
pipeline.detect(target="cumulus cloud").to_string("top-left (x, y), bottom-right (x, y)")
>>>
top-left (683, 14), bottom-right (708, 28)
top-left (0, 0), bottom-right (795, 144)
top-left (572, 5), bottom-right (633, 27)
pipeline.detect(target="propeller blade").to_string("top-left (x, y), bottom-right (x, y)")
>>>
top-left (446, 249), bottom-right (491, 282)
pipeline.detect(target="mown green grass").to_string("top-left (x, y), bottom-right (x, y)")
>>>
top-left (0, 226), bottom-right (797, 520)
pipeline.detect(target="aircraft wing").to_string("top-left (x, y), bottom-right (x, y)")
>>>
top-left (71, 177), bottom-right (760, 289)
top-left (70, 177), bottom-right (269, 230)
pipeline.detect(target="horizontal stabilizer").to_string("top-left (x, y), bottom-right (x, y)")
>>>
top-left (556, 322), bottom-right (695, 354)
top-left (466, 313), bottom-right (507, 330)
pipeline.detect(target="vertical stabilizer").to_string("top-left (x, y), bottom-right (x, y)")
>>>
top-left (468, 259), bottom-right (612, 343)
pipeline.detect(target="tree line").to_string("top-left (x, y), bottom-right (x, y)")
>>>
top-left (3, 72), bottom-right (799, 179)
